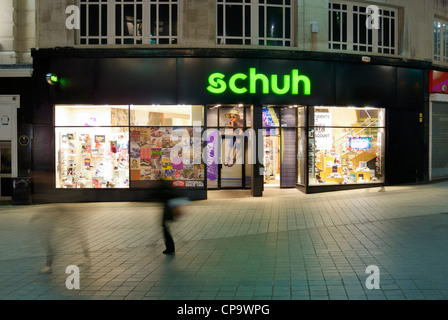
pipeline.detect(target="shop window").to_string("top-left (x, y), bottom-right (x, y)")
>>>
top-left (130, 105), bottom-right (203, 126)
top-left (55, 104), bottom-right (205, 189)
top-left (55, 105), bottom-right (129, 127)
top-left (129, 127), bottom-right (204, 187)
top-left (56, 105), bottom-right (130, 189)
top-left (129, 105), bottom-right (204, 188)
top-left (56, 127), bottom-right (129, 188)
top-left (308, 106), bottom-right (385, 186)
top-left (217, 0), bottom-right (292, 47)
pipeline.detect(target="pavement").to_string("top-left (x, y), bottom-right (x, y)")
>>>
top-left (1, 181), bottom-right (448, 301)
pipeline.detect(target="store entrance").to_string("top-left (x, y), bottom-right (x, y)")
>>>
top-left (206, 105), bottom-right (252, 190)
top-left (263, 132), bottom-right (281, 187)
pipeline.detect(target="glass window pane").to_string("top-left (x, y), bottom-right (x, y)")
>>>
top-left (313, 107), bottom-right (385, 127)
top-left (308, 107), bottom-right (385, 186)
top-left (262, 107), bottom-right (280, 127)
top-left (101, 4), bottom-right (108, 36)
top-left (297, 128), bottom-right (306, 185)
top-left (131, 105), bottom-right (203, 126)
top-left (245, 107), bottom-right (252, 127)
top-left (297, 106), bottom-right (306, 127)
top-left (281, 107), bottom-right (296, 127)
top-left (225, 4), bottom-right (243, 37)
top-left (0, 142), bottom-right (11, 174)
top-left (266, 6), bottom-right (283, 39)
top-left (55, 105), bottom-right (129, 127)
top-left (129, 126), bottom-right (204, 186)
top-left (207, 107), bottom-right (218, 127)
top-left (88, 4), bottom-right (100, 36)
top-left (206, 129), bottom-right (219, 189)
top-left (332, 11), bottom-right (341, 42)
top-left (171, 4), bottom-right (178, 36)
top-left (159, 5), bottom-right (170, 36)
top-left (81, 5), bottom-right (87, 37)
top-left (116, 4), bottom-right (123, 36)
top-left (55, 127), bottom-right (130, 188)
top-left (221, 136), bottom-right (243, 187)
top-left (218, 5), bottom-right (224, 36)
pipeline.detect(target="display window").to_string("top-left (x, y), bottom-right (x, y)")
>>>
top-left (308, 106), bottom-right (385, 186)
top-left (129, 105), bottom-right (204, 188)
top-left (55, 104), bottom-right (205, 189)
top-left (55, 105), bottom-right (130, 189)
top-left (56, 127), bottom-right (129, 188)
top-left (129, 126), bottom-right (204, 187)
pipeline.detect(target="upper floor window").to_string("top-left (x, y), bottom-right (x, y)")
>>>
top-left (217, 0), bottom-right (292, 47)
top-left (329, 1), bottom-right (398, 55)
top-left (79, 0), bottom-right (178, 45)
top-left (434, 20), bottom-right (448, 63)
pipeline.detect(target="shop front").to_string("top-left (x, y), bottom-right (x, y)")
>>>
top-left (429, 70), bottom-right (448, 181)
top-left (31, 49), bottom-right (426, 202)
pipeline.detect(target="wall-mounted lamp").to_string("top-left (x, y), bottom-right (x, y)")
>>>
top-left (46, 73), bottom-right (59, 86)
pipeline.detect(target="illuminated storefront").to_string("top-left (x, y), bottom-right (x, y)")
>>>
top-left (30, 49), bottom-right (426, 202)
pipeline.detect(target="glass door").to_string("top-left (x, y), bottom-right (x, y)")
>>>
top-left (263, 132), bottom-right (281, 186)
top-left (206, 105), bottom-right (250, 189)
top-left (262, 106), bottom-right (299, 188)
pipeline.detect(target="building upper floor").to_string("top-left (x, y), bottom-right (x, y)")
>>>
top-left (2, 0), bottom-right (448, 69)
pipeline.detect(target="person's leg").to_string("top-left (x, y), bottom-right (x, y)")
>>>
top-left (41, 242), bottom-right (53, 273)
top-left (163, 224), bottom-right (175, 254)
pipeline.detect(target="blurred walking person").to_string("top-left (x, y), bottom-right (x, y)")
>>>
top-left (31, 204), bottom-right (90, 274)
top-left (155, 180), bottom-right (177, 255)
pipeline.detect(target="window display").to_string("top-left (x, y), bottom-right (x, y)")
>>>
top-left (56, 127), bottom-right (129, 188)
top-left (55, 105), bottom-right (130, 189)
top-left (308, 106), bottom-right (385, 185)
top-left (55, 104), bottom-right (205, 189)
top-left (129, 126), bottom-right (204, 187)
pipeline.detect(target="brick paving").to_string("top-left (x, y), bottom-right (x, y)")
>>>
top-left (0, 182), bottom-right (448, 300)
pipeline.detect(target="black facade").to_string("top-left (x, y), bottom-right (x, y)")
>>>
top-left (30, 48), bottom-right (428, 203)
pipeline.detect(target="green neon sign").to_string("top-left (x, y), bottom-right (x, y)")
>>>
top-left (207, 68), bottom-right (311, 96)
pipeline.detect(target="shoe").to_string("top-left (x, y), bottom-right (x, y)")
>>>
top-left (163, 250), bottom-right (175, 255)
top-left (40, 266), bottom-right (52, 274)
